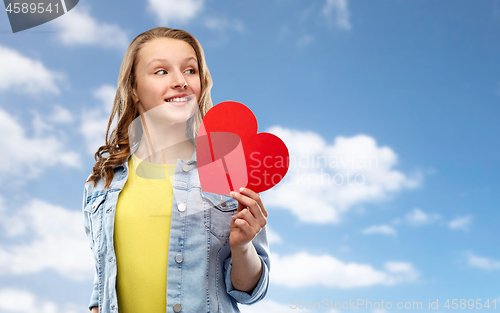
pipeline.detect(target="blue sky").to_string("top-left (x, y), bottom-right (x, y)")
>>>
top-left (0, 0), bottom-right (499, 312)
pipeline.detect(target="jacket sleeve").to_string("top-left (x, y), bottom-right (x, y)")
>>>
top-left (223, 225), bottom-right (270, 305)
top-left (82, 181), bottom-right (99, 311)
top-left (88, 269), bottom-right (99, 310)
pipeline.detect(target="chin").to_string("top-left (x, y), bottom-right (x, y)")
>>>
top-left (163, 114), bottom-right (193, 125)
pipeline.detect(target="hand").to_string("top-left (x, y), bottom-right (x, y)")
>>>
top-left (229, 187), bottom-right (268, 249)
top-left (91, 306), bottom-right (99, 313)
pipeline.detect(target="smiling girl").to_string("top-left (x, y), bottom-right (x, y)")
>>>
top-left (82, 27), bottom-right (270, 313)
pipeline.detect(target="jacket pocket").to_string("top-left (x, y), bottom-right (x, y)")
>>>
top-left (202, 191), bottom-right (238, 239)
top-left (84, 192), bottom-right (107, 246)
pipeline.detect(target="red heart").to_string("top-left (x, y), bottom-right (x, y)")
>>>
top-left (196, 101), bottom-right (289, 195)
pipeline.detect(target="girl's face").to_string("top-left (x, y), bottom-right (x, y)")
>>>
top-left (132, 37), bottom-right (201, 123)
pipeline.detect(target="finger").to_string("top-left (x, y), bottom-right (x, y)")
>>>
top-left (232, 208), bottom-right (259, 230)
top-left (232, 212), bottom-right (256, 236)
top-left (232, 191), bottom-right (247, 213)
top-left (230, 191), bottom-right (267, 227)
top-left (235, 200), bottom-right (245, 213)
top-left (233, 210), bottom-right (265, 239)
top-left (236, 197), bottom-right (267, 229)
top-left (238, 187), bottom-right (268, 218)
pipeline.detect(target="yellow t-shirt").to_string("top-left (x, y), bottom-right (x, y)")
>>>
top-left (114, 153), bottom-right (176, 313)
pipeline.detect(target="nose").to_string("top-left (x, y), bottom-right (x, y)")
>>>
top-left (171, 70), bottom-right (188, 89)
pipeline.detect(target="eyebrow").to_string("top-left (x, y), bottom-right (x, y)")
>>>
top-left (147, 56), bottom-right (198, 67)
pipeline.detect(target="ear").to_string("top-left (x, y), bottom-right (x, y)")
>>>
top-left (131, 86), bottom-right (139, 104)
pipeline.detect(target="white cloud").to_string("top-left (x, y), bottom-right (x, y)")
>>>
top-left (405, 208), bottom-right (440, 226)
top-left (31, 110), bottom-right (53, 136)
top-left (263, 127), bottom-right (421, 223)
top-left (80, 84), bottom-right (116, 154)
top-left (0, 288), bottom-right (86, 313)
top-left (202, 16), bottom-right (245, 46)
top-left (322, 0), bottom-right (351, 30)
top-left (391, 218), bottom-right (402, 225)
top-left (277, 25), bottom-right (291, 41)
top-left (52, 4), bottom-right (129, 50)
top-left (362, 224), bottom-right (397, 236)
top-left (30, 105), bottom-right (73, 136)
top-left (49, 104), bottom-right (73, 124)
top-left (266, 227), bottom-right (283, 244)
top-left (0, 198), bottom-right (94, 281)
top-left (448, 216), bottom-right (471, 231)
top-left (147, 0), bottom-right (204, 25)
top-left (240, 299), bottom-right (305, 313)
top-left (296, 34), bottom-right (314, 48)
top-left (92, 84), bottom-right (116, 113)
top-left (0, 45), bottom-right (63, 95)
top-left (0, 109), bottom-right (80, 182)
top-left (467, 252), bottom-right (500, 270)
top-left (204, 16), bottom-right (245, 33)
top-left (271, 252), bottom-right (418, 288)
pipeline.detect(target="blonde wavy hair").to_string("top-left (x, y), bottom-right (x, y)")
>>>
top-left (86, 27), bottom-right (213, 189)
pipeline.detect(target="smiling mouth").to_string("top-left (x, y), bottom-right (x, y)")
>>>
top-left (166, 97), bottom-right (188, 102)
top-left (165, 95), bottom-right (194, 103)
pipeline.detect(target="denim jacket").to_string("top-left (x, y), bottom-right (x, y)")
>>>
top-left (82, 148), bottom-right (270, 312)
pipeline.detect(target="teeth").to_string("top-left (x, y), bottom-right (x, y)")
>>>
top-left (166, 97), bottom-right (188, 102)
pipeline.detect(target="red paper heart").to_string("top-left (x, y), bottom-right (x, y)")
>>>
top-left (196, 101), bottom-right (289, 195)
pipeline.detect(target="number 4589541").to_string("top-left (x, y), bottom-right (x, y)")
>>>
top-left (5, 2), bottom-right (60, 14)
top-left (443, 299), bottom-right (497, 310)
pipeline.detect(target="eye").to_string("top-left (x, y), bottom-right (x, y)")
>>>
top-left (185, 68), bottom-right (196, 74)
top-left (155, 69), bottom-right (167, 75)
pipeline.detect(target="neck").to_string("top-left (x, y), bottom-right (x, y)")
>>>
top-left (135, 115), bottom-right (194, 164)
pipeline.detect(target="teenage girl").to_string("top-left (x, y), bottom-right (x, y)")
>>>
top-left (82, 27), bottom-right (270, 313)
